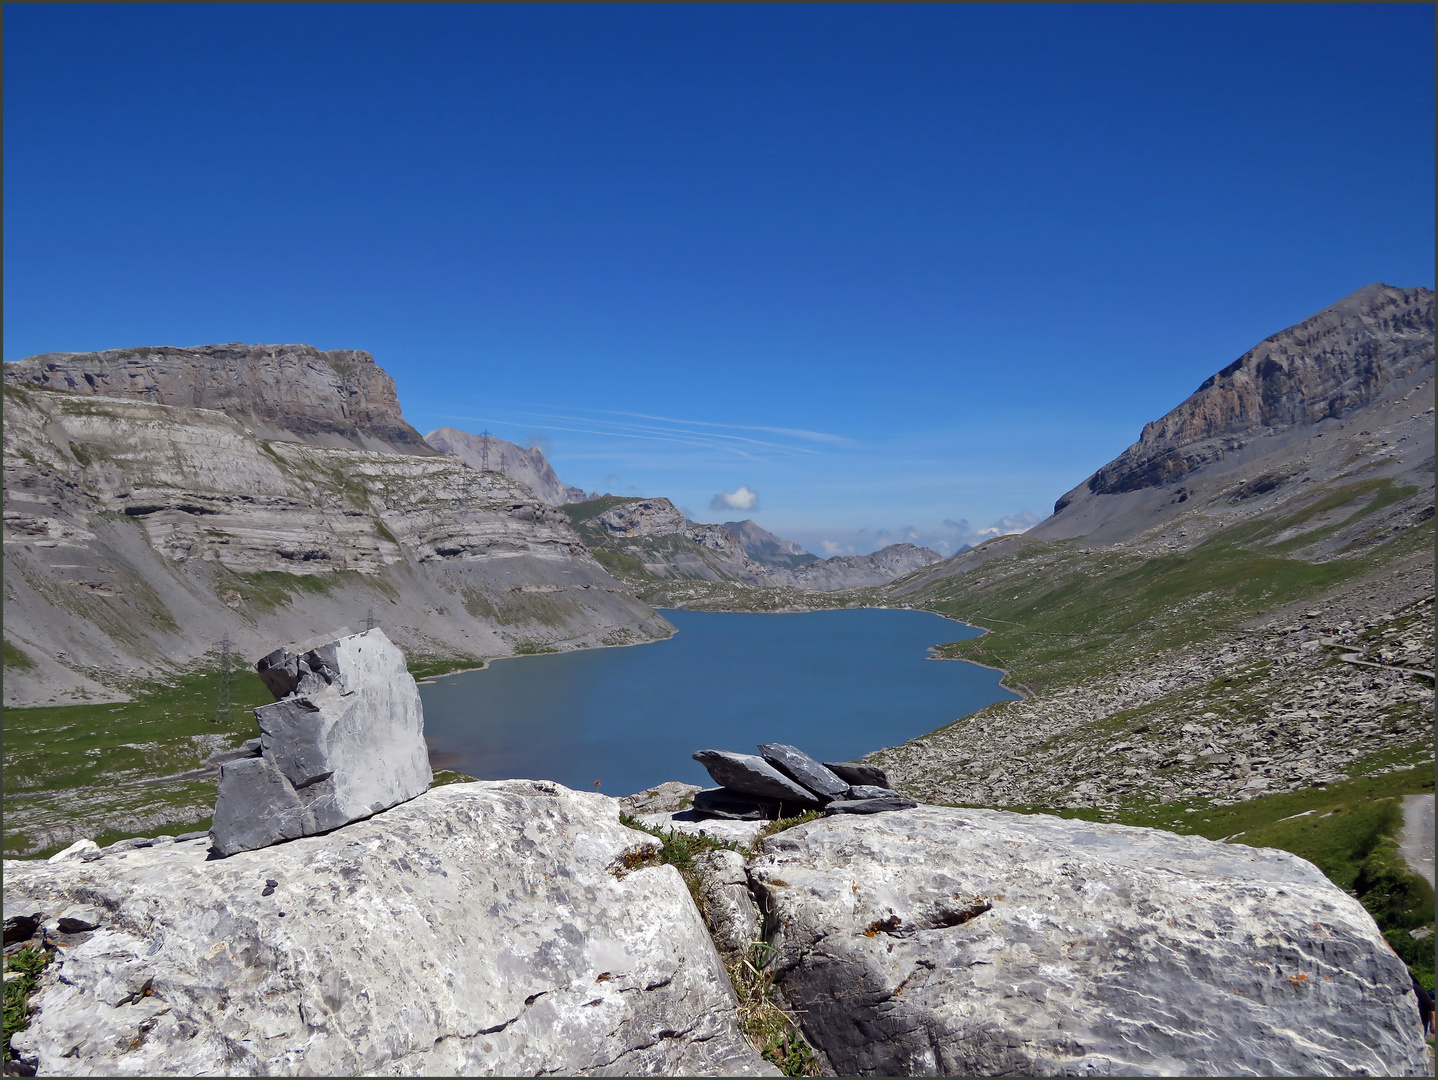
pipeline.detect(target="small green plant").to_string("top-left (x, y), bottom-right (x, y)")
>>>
top-left (4, 947), bottom-right (51, 1062)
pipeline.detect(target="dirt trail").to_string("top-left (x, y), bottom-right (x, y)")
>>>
top-left (1399, 793), bottom-right (1434, 889)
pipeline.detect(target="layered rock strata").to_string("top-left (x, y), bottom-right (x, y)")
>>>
top-left (2, 385), bottom-right (671, 705)
top-left (750, 806), bottom-right (1432, 1076)
top-left (210, 630), bottom-right (431, 857)
top-left (1042, 282), bottom-right (1434, 541)
top-left (4, 781), bottom-right (777, 1077)
top-left (3, 343), bottom-right (433, 456)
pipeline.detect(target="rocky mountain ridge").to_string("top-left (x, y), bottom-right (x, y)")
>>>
top-left (3, 343), bottom-right (434, 457)
top-left (563, 496), bottom-right (942, 593)
top-left (1043, 283), bottom-right (1434, 542)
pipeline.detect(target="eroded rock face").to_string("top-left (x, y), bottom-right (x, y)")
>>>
top-left (1063, 283), bottom-right (1434, 502)
top-left (210, 629), bottom-right (430, 857)
top-left (5, 781), bottom-right (777, 1077)
top-left (750, 805), bottom-right (1431, 1077)
top-left (597, 498), bottom-right (689, 537)
top-left (3, 343), bottom-right (433, 456)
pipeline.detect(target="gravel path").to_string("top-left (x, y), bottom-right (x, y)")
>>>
top-left (1399, 793), bottom-right (1434, 889)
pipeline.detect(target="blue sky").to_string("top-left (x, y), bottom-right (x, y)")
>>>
top-left (5, 5), bottom-right (1433, 555)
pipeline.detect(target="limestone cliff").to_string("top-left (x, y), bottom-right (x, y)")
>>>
top-left (1038, 283), bottom-right (1435, 544)
top-left (3, 343), bottom-right (434, 456)
top-left (1, 385), bottom-right (671, 706)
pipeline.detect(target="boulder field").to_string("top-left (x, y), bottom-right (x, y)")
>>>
top-left (5, 789), bottom-right (1432, 1076)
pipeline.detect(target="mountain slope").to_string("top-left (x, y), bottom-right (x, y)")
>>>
top-left (720, 519), bottom-right (817, 569)
top-left (2, 384), bottom-right (671, 706)
top-left (876, 283), bottom-right (1434, 815)
top-left (561, 496), bottom-right (942, 595)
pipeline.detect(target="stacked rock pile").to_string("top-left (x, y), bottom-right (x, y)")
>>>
top-left (691, 743), bottom-right (917, 820)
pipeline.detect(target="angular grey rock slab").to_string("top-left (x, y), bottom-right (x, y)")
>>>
top-left (749, 805), bottom-right (1431, 1077)
top-left (4, 780), bottom-right (778, 1077)
top-left (693, 786), bottom-right (767, 820)
top-left (844, 785), bottom-right (904, 801)
top-left (692, 750), bottom-right (820, 805)
top-left (695, 849), bottom-right (762, 958)
top-left (757, 743), bottom-right (848, 800)
top-left (820, 796), bottom-right (918, 815)
top-left (823, 761), bottom-right (889, 789)
top-left (211, 629), bottom-right (431, 857)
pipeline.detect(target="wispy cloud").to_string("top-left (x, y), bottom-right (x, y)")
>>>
top-left (422, 405), bottom-right (852, 461)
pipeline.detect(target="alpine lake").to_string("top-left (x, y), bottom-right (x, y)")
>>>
top-left (420, 607), bottom-right (1019, 797)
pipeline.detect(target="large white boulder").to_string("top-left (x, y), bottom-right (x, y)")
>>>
top-left (749, 805), bottom-right (1431, 1077)
top-left (211, 629), bottom-right (431, 857)
top-left (5, 780), bottom-right (776, 1076)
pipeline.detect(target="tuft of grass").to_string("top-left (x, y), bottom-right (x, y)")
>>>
top-left (616, 812), bottom-right (823, 1074)
top-left (4, 947), bottom-right (51, 1062)
top-left (728, 942), bottom-right (823, 1076)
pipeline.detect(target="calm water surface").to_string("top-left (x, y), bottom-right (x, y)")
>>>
top-left (419, 608), bottom-right (1018, 797)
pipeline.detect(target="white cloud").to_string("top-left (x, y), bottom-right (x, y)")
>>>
top-left (710, 485), bottom-right (759, 512)
top-left (820, 540), bottom-right (848, 556)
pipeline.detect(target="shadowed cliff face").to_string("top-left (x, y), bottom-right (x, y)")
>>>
top-left (1072, 284), bottom-right (1433, 503)
top-left (3, 343), bottom-right (434, 456)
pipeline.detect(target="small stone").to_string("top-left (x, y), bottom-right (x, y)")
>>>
top-left (47, 839), bottom-right (99, 864)
top-left (846, 785), bottom-right (904, 800)
top-left (824, 762), bottom-right (890, 789)
top-left (822, 797), bottom-right (918, 815)
top-left (3, 913), bottom-right (41, 945)
top-left (56, 907), bottom-right (104, 933)
top-left (757, 743), bottom-right (848, 800)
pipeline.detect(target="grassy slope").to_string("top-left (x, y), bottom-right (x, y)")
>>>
top-left (3, 663), bottom-right (271, 857)
top-left (921, 479), bottom-right (1430, 693)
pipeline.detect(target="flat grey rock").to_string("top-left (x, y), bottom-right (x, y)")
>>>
top-left (693, 786), bottom-right (767, 820)
top-left (845, 784), bottom-right (904, 800)
top-left (692, 750), bottom-right (820, 806)
top-left (823, 761), bottom-right (890, 789)
top-left (758, 743), bottom-right (849, 799)
top-left (210, 629), bottom-right (431, 857)
top-left (5, 780), bottom-right (778, 1077)
top-left (821, 797), bottom-right (917, 815)
top-left (750, 805), bottom-right (1431, 1077)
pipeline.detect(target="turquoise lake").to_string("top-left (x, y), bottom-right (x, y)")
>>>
top-left (419, 607), bottom-right (1019, 797)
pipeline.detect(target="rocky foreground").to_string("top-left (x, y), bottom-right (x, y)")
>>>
top-left (5, 783), bottom-right (1431, 1076)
